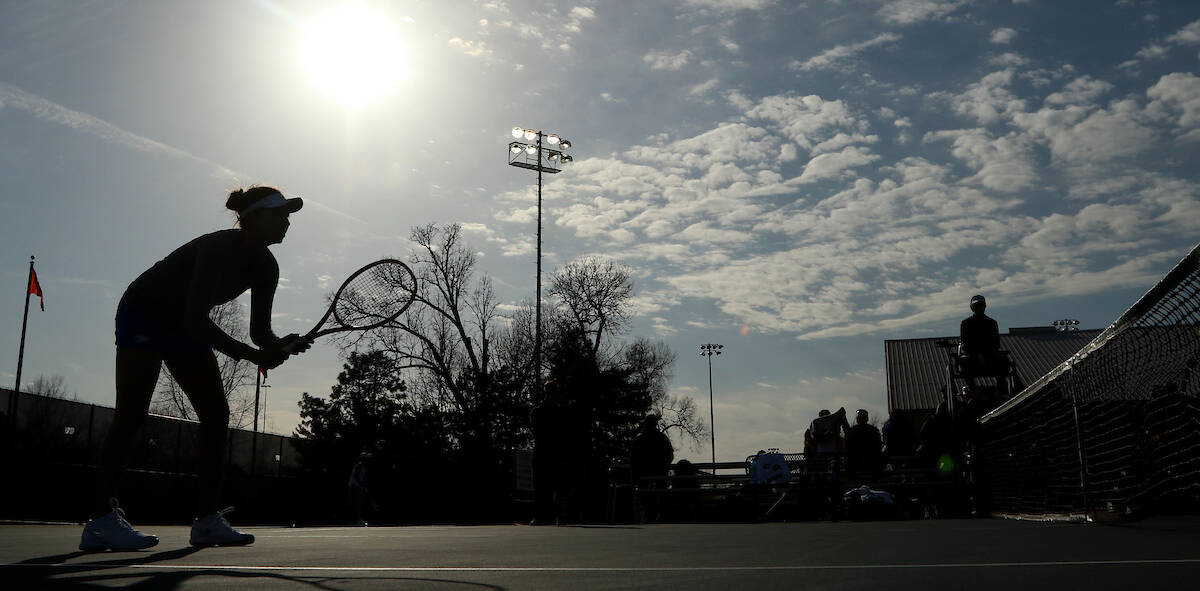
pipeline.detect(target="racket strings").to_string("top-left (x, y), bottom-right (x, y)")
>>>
top-left (334, 263), bottom-right (416, 329)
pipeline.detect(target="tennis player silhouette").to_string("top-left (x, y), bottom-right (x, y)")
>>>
top-left (80, 186), bottom-right (311, 552)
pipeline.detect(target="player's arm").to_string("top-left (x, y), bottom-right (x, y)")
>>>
top-left (248, 251), bottom-right (309, 355)
top-left (183, 242), bottom-right (260, 362)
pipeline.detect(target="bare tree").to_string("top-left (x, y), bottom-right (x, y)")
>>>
top-left (550, 256), bottom-right (633, 362)
top-left (29, 374), bottom-right (74, 399)
top-left (625, 337), bottom-right (708, 451)
top-left (355, 223), bottom-right (517, 447)
top-left (149, 302), bottom-right (256, 429)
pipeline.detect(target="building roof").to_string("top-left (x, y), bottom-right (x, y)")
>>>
top-left (885, 327), bottom-right (1102, 412)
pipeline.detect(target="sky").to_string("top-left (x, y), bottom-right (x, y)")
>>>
top-left (2, 0), bottom-right (1199, 464)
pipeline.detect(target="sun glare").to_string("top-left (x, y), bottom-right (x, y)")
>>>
top-left (298, 3), bottom-right (409, 109)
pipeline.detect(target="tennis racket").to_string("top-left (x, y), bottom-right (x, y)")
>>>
top-left (284, 258), bottom-right (417, 351)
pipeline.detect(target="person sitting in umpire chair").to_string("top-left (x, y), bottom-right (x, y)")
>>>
top-left (958, 294), bottom-right (1011, 401)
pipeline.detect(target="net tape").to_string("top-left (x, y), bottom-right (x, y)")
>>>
top-left (979, 242), bottom-right (1200, 517)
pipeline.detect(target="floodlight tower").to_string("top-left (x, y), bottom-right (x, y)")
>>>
top-left (1052, 319), bottom-right (1080, 332)
top-left (700, 343), bottom-right (724, 472)
top-left (507, 127), bottom-right (574, 401)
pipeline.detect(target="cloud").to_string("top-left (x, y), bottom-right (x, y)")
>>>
top-left (792, 33), bottom-right (902, 72)
top-left (924, 129), bottom-right (1037, 192)
top-left (1014, 99), bottom-right (1159, 163)
top-left (690, 78), bottom-right (721, 97)
top-left (683, 0), bottom-right (776, 9)
top-left (1165, 19), bottom-right (1200, 46)
top-left (990, 27), bottom-right (1017, 44)
top-left (943, 69), bottom-right (1026, 125)
top-left (1123, 18), bottom-right (1200, 68)
top-left (794, 146), bottom-right (880, 183)
top-left (447, 37), bottom-right (493, 57)
top-left (877, 0), bottom-right (970, 25)
top-left (988, 52), bottom-right (1027, 67)
top-left (486, 66), bottom-right (1198, 342)
top-left (643, 50), bottom-right (693, 70)
top-left (1146, 72), bottom-right (1200, 130)
top-left (565, 6), bottom-right (596, 33)
top-left (745, 95), bottom-right (870, 151)
top-left (1044, 76), bottom-right (1114, 106)
top-left (484, 4), bottom-right (596, 55)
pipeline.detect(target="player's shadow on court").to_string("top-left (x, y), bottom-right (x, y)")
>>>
top-left (7, 547), bottom-right (508, 590)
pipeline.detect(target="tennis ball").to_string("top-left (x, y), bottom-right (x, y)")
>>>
top-left (937, 454), bottom-right (956, 473)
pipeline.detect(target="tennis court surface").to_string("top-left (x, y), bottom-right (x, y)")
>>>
top-left (3, 517), bottom-right (1198, 590)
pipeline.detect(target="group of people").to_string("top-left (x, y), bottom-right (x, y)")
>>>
top-left (801, 408), bottom-right (918, 481)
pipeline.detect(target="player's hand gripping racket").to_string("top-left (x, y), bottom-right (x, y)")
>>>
top-left (284, 259), bottom-right (417, 352)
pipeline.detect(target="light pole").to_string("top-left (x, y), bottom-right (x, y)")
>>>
top-left (250, 368), bottom-right (270, 475)
top-left (700, 343), bottom-right (723, 472)
top-left (507, 127), bottom-right (574, 401)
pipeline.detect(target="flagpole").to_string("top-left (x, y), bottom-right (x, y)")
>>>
top-left (13, 256), bottom-right (34, 394)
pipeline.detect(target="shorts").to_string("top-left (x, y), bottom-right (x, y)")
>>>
top-left (115, 298), bottom-right (212, 354)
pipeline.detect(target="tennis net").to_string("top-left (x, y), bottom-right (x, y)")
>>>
top-left (978, 242), bottom-right (1200, 519)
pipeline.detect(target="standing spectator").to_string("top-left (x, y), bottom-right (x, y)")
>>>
top-left (845, 410), bottom-right (883, 481)
top-left (882, 409), bottom-right (917, 460)
top-left (810, 408), bottom-right (851, 519)
top-left (809, 408), bottom-right (849, 458)
top-left (631, 414), bottom-right (674, 522)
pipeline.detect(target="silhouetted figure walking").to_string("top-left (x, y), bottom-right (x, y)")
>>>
top-left (348, 451), bottom-right (371, 526)
top-left (81, 186), bottom-right (310, 552)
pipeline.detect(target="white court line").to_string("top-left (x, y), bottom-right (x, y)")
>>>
top-left (6, 558), bottom-right (1200, 572)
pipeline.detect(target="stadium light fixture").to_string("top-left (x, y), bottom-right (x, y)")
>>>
top-left (700, 343), bottom-right (724, 472)
top-left (505, 127), bottom-right (576, 404)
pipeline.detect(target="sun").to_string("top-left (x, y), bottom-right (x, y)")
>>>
top-left (298, 2), bottom-right (409, 109)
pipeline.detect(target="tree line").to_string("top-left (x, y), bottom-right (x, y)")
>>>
top-left (291, 223), bottom-right (706, 522)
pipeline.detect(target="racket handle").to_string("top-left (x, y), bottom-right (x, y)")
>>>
top-left (282, 336), bottom-right (309, 354)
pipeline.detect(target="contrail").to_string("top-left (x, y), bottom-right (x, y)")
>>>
top-left (0, 82), bottom-right (367, 225)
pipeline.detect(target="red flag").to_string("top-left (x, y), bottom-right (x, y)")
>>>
top-left (28, 268), bottom-right (44, 311)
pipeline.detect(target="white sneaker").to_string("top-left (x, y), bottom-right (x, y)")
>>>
top-left (190, 507), bottom-right (255, 547)
top-left (79, 501), bottom-right (159, 552)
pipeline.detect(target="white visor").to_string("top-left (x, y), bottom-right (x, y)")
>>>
top-left (239, 192), bottom-right (302, 216)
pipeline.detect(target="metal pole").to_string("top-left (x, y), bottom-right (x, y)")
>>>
top-left (13, 256), bottom-right (34, 394)
top-left (1067, 370), bottom-right (1090, 519)
top-left (535, 132), bottom-right (543, 402)
top-left (708, 354), bottom-right (716, 473)
top-left (251, 368), bottom-right (261, 476)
